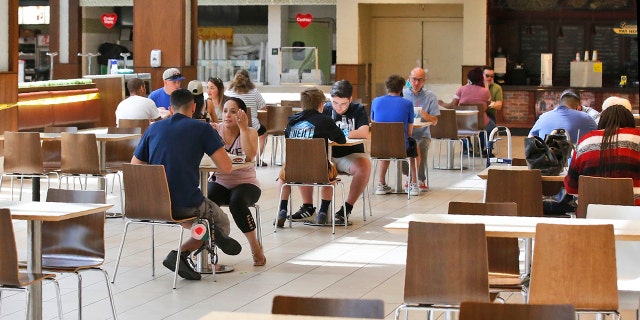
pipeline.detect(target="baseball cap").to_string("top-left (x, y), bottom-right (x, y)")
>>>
top-left (187, 80), bottom-right (203, 95)
top-left (601, 96), bottom-right (632, 112)
top-left (163, 68), bottom-right (185, 81)
top-left (559, 89), bottom-right (580, 101)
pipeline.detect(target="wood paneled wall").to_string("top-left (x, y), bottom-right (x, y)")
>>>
top-left (49, 0), bottom-right (82, 79)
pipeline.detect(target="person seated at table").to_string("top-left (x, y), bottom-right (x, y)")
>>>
top-left (207, 97), bottom-right (265, 266)
top-left (322, 80), bottom-right (371, 224)
top-left (370, 74), bottom-right (419, 196)
top-left (132, 88), bottom-right (241, 281)
top-left (149, 67), bottom-right (185, 118)
top-left (564, 102), bottom-right (640, 205)
top-left (275, 87), bottom-right (346, 227)
top-left (206, 77), bottom-right (227, 123)
top-left (438, 67), bottom-right (495, 156)
top-left (188, 80), bottom-right (212, 122)
top-left (115, 78), bottom-right (162, 126)
top-left (528, 89), bottom-right (597, 144)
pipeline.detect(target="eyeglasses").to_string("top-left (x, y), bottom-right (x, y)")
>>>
top-left (410, 77), bottom-right (425, 82)
top-left (484, 74), bottom-right (495, 78)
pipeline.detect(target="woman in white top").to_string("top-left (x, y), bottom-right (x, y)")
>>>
top-left (224, 69), bottom-right (268, 165)
top-left (207, 97), bottom-right (265, 266)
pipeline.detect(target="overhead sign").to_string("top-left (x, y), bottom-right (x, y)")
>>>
top-left (613, 22), bottom-right (637, 35)
top-left (101, 13), bottom-right (118, 30)
top-left (296, 13), bottom-right (313, 29)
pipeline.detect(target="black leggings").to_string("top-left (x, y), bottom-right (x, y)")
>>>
top-left (207, 182), bottom-right (261, 233)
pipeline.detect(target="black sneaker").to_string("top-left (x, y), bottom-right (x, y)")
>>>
top-left (162, 250), bottom-right (201, 280)
top-left (275, 209), bottom-right (288, 228)
top-left (290, 206), bottom-right (316, 222)
top-left (213, 226), bottom-right (242, 256)
top-left (334, 207), bottom-right (350, 225)
top-left (315, 212), bottom-right (328, 225)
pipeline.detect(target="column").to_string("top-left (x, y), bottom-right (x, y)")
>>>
top-left (0, 0), bottom-right (19, 137)
top-left (49, 0), bottom-right (82, 79)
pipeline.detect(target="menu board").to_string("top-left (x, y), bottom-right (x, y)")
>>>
top-left (555, 25), bottom-right (584, 76)
top-left (520, 25), bottom-right (550, 77)
top-left (592, 26), bottom-right (621, 75)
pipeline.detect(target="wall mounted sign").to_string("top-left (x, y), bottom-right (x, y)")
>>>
top-left (613, 22), bottom-right (637, 36)
top-left (101, 13), bottom-right (118, 29)
top-left (296, 13), bottom-right (313, 29)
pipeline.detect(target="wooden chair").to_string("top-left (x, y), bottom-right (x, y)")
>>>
top-left (59, 132), bottom-right (124, 209)
top-left (529, 223), bottom-right (620, 319)
top-left (447, 201), bottom-right (523, 301)
top-left (280, 100), bottom-right (301, 109)
top-left (454, 104), bottom-right (482, 165)
top-left (118, 118), bottom-right (150, 134)
top-left (369, 122), bottom-right (412, 199)
top-left (42, 188), bottom-right (117, 319)
top-left (587, 204), bottom-right (640, 319)
top-left (0, 209), bottom-right (63, 319)
top-left (272, 295), bottom-right (384, 319)
top-left (575, 175), bottom-right (635, 218)
top-left (394, 221), bottom-right (490, 320)
top-left (105, 126), bottom-right (141, 194)
top-left (0, 131), bottom-right (53, 200)
top-left (275, 138), bottom-right (346, 234)
top-left (459, 302), bottom-right (575, 320)
top-left (485, 168), bottom-right (544, 217)
top-left (430, 109), bottom-right (468, 172)
top-left (264, 105), bottom-right (293, 165)
top-left (111, 164), bottom-right (198, 289)
top-left (42, 126), bottom-right (78, 173)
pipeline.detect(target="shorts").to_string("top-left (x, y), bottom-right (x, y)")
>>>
top-left (171, 198), bottom-right (231, 236)
top-left (278, 161), bottom-right (338, 181)
top-left (332, 153), bottom-right (370, 174)
top-left (407, 137), bottom-right (418, 158)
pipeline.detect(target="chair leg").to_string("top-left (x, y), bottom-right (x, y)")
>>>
top-left (253, 204), bottom-right (262, 246)
top-left (77, 272), bottom-right (84, 320)
top-left (98, 269), bottom-right (119, 320)
top-left (111, 221), bottom-right (133, 283)
top-left (46, 278), bottom-right (64, 320)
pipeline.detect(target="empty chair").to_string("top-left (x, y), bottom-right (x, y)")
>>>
top-left (105, 126), bottom-right (141, 194)
top-left (275, 138), bottom-right (346, 234)
top-left (369, 122), bottom-right (412, 199)
top-left (42, 188), bottom-right (118, 320)
top-left (576, 175), bottom-right (635, 218)
top-left (430, 108), bottom-right (469, 171)
top-left (264, 105), bottom-right (293, 165)
top-left (272, 295), bottom-right (384, 319)
top-left (118, 118), bottom-right (151, 134)
top-left (485, 168), bottom-right (544, 217)
top-left (459, 302), bottom-right (575, 320)
top-left (0, 131), bottom-right (53, 200)
top-left (587, 204), bottom-right (640, 320)
top-left (111, 164), bottom-right (198, 289)
top-left (447, 201), bottom-right (523, 301)
top-left (0, 209), bottom-right (63, 320)
top-left (454, 104), bottom-right (482, 165)
top-left (394, 221), bottom-right (490, 320)
top-left (529, 223), bottom-right (620, 319)
top-left (42, 126), bottom-right (78, 173)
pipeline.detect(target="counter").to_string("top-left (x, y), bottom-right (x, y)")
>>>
top-left (499, 86), bottom-right (639, 128)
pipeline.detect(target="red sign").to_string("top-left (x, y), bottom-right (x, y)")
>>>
top-left (101, 13), bottom-right (118, 29)
top-left (296, 13), bottom-right (313, 29)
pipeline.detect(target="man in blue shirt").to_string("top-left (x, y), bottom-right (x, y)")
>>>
top-left (148, 68), bottom-right (184, 112)
top-left (132, 89), bottom-right (240, 280)
top-left (529, 89), bottom-right (597, 144)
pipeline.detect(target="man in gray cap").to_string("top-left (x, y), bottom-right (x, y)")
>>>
top-left (528, 89), bottom-right (597, 143)
top-left (149, 67), bottom-right (185, 112)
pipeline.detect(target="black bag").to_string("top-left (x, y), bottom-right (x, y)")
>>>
top-left (543, 129), bottom-right (573, 168)
top-left (524, 136), bottom-right (564, 176)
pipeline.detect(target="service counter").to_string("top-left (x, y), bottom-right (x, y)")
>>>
top-left (499, 86), bottom-right (639, 128)
top-left (17, 79), bottom-right (101, 131)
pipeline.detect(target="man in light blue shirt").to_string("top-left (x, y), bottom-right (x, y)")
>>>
top-left (529, 89), bottom-right (597, 144)
top-left (402, 67), bottom-right (440, 191)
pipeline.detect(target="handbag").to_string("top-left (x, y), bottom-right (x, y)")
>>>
top-left (543, 129), bottom-right (573, 168)
top-left (524, 136), bottom-right (564, 176)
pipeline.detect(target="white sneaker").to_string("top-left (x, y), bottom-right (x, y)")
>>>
top-left (375, 183), bottom-right (392, 195)
top-left (409, 183), bottom-right (420, 196)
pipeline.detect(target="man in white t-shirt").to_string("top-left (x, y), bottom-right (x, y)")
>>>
top-left (115, 78), bottom-right (161, 126)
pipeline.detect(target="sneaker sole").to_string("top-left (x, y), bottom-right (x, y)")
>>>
top-left (375, 190), bottom-right (391, 195)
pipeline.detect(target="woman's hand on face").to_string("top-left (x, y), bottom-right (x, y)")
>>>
top-left (236, 109), bottom-right (249, 130)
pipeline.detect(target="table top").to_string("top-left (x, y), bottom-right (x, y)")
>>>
top-left (39, 132), bottom-right (141, 142)
top-left (199, 155), bottom-right (255, 171)
top-left (413, 119), bottom-right (432, 127)
top-left (477, 165), bottom-right (566, 182)
top-left (329, 138), bottom-right (366, 146)
top-left (383, 213), bottom-right (640, 240)
top-left (1, 201), bottom-right (113, 221)
top-left (199, 311), bottom-right (371, 320)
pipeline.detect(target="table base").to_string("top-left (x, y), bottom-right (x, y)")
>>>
top-left (195, 264), bottom-right (234, 274)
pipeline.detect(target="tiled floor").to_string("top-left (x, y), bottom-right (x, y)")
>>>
top-left (0, 136), bottom-right (633, 320)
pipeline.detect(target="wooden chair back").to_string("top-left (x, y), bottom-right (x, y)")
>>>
top-left (404, 221), bottom-right (490, 305)
top-left (511, 158), bottom-right (527, 166)
top-left (576, 175), bottom-right (635, 218)
top-left (42, 126), bottom-right (77, 170)
top-left (485, 168), bottom-right (543, 217)
top-left (266, 106), bottom-right (293, 135)
top-left (529, 223), bottom-right (618, 311)
top-left (0, 209), bottom-right (22, 286)
top-left (43, 189), bottom-right (107, 264)
top-left (447, 201), bottom-right (520, 275)
top-left (272, 295), bottom-right (384, 319)
top-left (280, 100), bottom-right (301, 108)
top-left (370, 122), bottom-right (407, 159)
top-left (122, 163), bottom-right (185, 222)
top-left (61, 132), bottom-right (101, 174)
top-left (284, 138), bottom-right (330, 184)
top-left (430, 109), bottom-right (459, 140)
top-left (3, 131), bottom-right (44, 174)
top-left (460, 302), bottom-right (576, 320)
top-left (105, 126), bottom-right (141, 169)
top-left (119, 119), bottom-right (150, 134)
